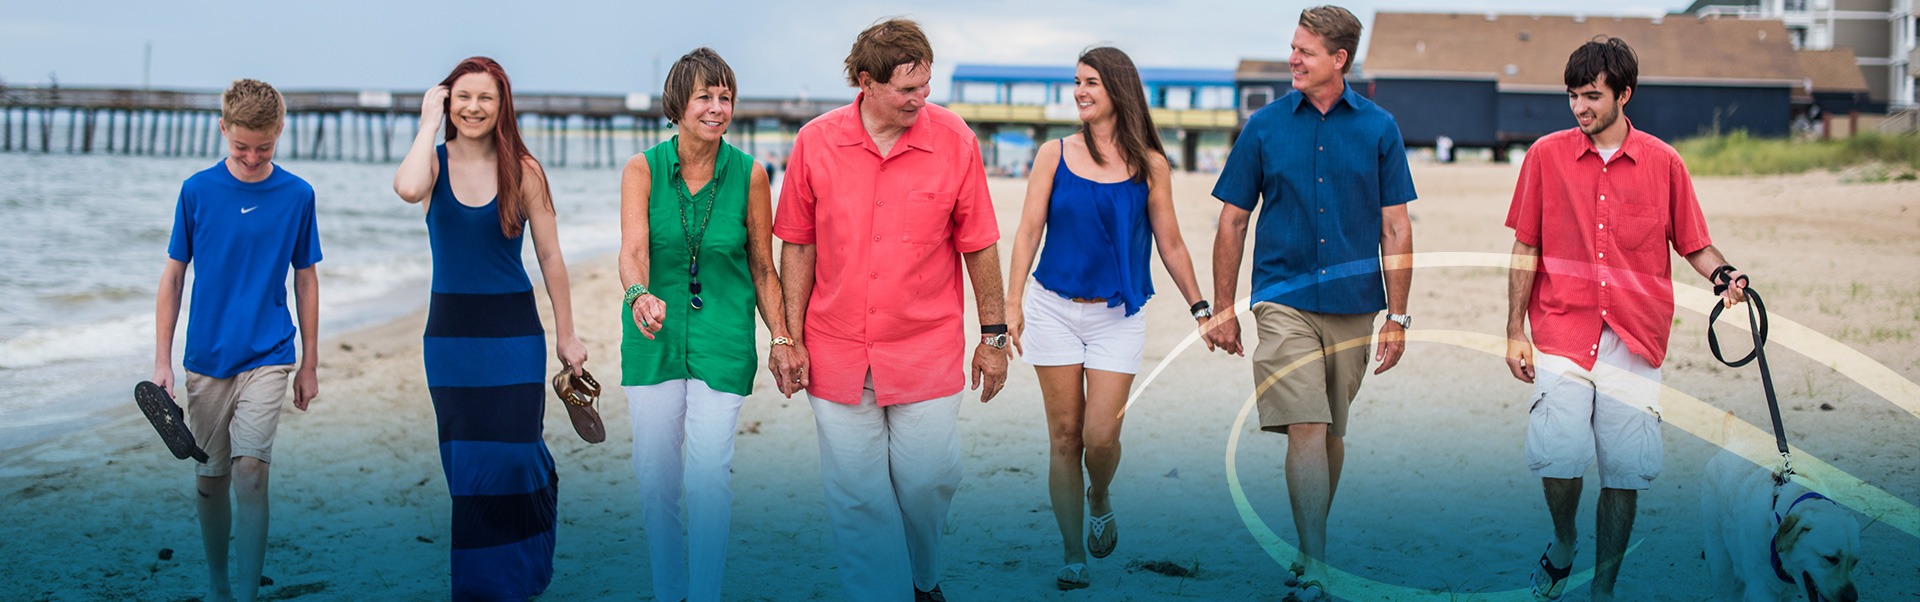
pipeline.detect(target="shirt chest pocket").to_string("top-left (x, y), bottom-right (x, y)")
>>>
top-left (1610, 198), bottom-right (1667, 252)
top-left (898, 190), bottom-right (956, 244)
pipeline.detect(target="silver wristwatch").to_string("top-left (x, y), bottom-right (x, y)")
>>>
top-left (981, 333), bottom-right (1009, 349)
top-left (1386, 313), bottom-right (1412, 329)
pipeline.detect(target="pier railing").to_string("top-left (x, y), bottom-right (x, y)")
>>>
top-left (0, 84), bottom-right (844, 166)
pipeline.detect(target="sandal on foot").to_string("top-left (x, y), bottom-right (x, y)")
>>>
top-left (1087, 510), bottom-right (1117, 559)
top-left (134, 381), bottom-right (208, 463)
top-left (1530, 543), bottom-right (1574, 601)
top-left (1282, 580), bottom-right (1328, 602)
top-left (1283, 562), bottom-right (1306, 588)
top-left (1086, 487), bottom-right (1117, 559)
top-left (1055, 562), bottom-right (1090, 590)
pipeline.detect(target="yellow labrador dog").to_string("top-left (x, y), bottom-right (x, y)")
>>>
top-left (1701, 441), bottom-right (1860, 602)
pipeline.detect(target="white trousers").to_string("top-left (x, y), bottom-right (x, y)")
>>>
top-left (810, 373), bottom-right (963, 601)
top-left (627, 379), bottom-right (745, 602)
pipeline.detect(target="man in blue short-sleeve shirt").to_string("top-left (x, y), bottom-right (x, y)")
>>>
top-left (1204, 6), bottom-right (1416, 599)
top-left (153, 79), bottom-right (321, 602)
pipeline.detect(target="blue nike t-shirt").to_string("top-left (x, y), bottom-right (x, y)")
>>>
top-left (167, 161), bottom-right (322, 379)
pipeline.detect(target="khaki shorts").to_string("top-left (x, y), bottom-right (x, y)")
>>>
top-left (1525, 326), bottom-right (1664, 490)
top-left (1250, 303), bottom-right (1377, 437)
top-left (186, 364), bottom-right (293, 477)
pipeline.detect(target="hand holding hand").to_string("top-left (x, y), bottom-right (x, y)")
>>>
top-left (769, 343), bottom-right (807, 398)
top-left (1203, 308), bottom-right (1244, 356)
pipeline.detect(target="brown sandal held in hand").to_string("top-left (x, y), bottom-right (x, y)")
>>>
top-left (552, 368), bottom-right (606, 444)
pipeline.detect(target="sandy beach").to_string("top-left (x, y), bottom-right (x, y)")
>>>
top-left (3, 163), bottom-right (1916, 601)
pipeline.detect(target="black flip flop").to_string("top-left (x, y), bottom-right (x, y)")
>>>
top-left (134, 381), bottom-right (209, 463)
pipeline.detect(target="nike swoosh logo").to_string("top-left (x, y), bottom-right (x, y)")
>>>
top-left (241, 206), bottom-right (258, 214)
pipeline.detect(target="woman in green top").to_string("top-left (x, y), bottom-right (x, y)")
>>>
top-left (618, 47), bottom-right (803, 602)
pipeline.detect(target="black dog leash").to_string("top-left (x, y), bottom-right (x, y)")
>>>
top-left (1705, 266), bottom-right (1791, 475)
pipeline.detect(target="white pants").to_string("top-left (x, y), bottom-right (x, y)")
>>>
top-left (810, 373), bottom-right (963, 601)
top-left (627, 379), bottom-right (745, 602)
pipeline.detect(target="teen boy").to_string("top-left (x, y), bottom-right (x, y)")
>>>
top-left (152, 78), bottom-right (321, 602)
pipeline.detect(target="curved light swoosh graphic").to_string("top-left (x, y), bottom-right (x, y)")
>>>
top-left (1114, 251), bottom-right (1917, 597)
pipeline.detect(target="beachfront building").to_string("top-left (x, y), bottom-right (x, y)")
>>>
top-left (946, 64), bottom-right (1240, 173)
top-left (1795, 48), bottom-right (1878, 115)
top-left (1687, 0), bottom-right (1919, 112)
top-left (1362, 12), bottom-right (1812, 155)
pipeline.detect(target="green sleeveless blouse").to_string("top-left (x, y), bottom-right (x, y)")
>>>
top-left (620, 136), bottom-right (758, 396)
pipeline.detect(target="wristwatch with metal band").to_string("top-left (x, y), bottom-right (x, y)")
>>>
top-left (1386, 313), bottom-right (1412, 329)
top-left (981, 333), bottom-right (1009, 349)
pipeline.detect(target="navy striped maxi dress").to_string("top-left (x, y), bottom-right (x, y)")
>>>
top-left (422, 144), bottom-right (558, 600)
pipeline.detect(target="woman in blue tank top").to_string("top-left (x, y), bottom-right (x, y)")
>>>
top-left (1005, 47), bottom-right (1211, 590)
top-left (392, 57), bottom-right (587, 600)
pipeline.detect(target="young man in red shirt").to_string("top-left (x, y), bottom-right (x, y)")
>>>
top-left (1504, 37), bottom-right (1749, 601)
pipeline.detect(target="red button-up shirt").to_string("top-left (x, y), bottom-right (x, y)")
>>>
top-left (1505, 122), bottom-right (1712, 369)
top-left (773, 97), bottom-right (998, 405)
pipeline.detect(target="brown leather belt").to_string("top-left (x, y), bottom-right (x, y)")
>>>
top-left (1068, 297), bottom-right (1107, 304)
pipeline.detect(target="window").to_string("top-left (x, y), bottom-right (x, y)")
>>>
top-left (1009, 82), bottom-right (1048, 105)
top-left (1242, 87), bottom-right (1273, 113)
top-left (1163, 86), bottom-right (1193, 110)
top-left (1198, 86), bottom-right (1237, 110)
top-left (957, 82), bottom-right (1000, 104)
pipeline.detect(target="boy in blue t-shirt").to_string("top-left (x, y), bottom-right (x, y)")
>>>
top-left (152, 78), bottom-right (321, 602)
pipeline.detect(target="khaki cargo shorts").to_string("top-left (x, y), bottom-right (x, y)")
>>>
top-left (1250, 303), bottom-right (1377, 437)
top-left (186, 364), bottom-right (293, 477)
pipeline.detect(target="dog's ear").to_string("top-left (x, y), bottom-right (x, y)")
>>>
top-left (1774, 514), bottom-right (1808, 554)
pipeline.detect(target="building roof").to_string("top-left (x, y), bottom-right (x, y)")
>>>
top-left (951, 64), bottom-right (1234, 87)
top-left (1681, 0), bottom-right (1759, 14)
top-left (1793, 48), bottom-right (1870, 93)
top-left (1235, 60), bottom-right (1291, 83)
top-left (1364, 12), bottom-right (1802, 91)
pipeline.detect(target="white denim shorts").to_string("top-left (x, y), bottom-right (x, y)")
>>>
top-left (1019, 278), bottom-right (1146, 374)
top-left (1525, 326), bottom-right (1665, 490)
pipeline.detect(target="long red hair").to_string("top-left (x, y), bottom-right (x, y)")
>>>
top-left (439, 57), bottom-right (548, 238)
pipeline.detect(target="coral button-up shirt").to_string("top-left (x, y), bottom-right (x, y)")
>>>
top-left (1506, 122), bottom-right (1712, 370)
top-left (773, 96), bottom-right (998, 405)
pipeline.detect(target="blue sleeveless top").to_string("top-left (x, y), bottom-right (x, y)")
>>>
top-left (426, 144), bottom-right (534, 296)
top-left (1031, 148), bottom-right (1154, 316)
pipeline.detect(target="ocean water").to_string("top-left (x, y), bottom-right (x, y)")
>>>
top-left (0, 150), bottom-right (628, 454)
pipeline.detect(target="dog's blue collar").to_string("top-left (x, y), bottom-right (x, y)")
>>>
top-left (1770, 491), bottom-right (1833, 584)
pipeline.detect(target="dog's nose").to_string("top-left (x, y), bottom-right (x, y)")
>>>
top-left (1839, 584), bottom-right (1858, 602)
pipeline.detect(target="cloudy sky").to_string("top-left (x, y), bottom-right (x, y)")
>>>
top-left (1, 0), bottom-right (1684, 101)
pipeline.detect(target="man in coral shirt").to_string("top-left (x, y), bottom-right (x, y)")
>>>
top-left (1504, 38), bottom-right (1749, 602)
top-left (774, 18), bottom-right (1008, 602)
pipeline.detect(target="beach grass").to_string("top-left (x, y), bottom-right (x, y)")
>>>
top-left (1675, 130), bottom-right (1920, 177)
